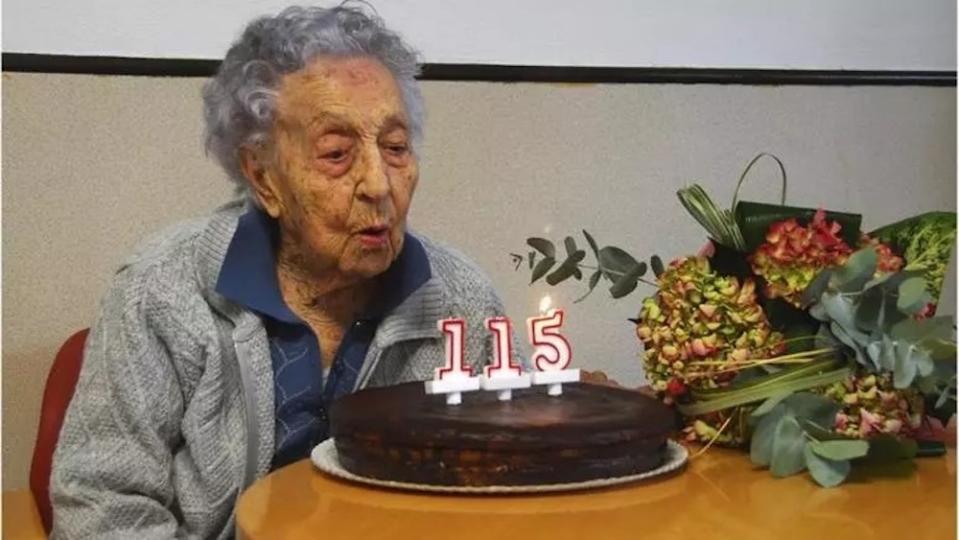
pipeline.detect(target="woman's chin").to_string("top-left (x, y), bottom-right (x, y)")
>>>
top-left (344, 250), bottom-right (394, 279)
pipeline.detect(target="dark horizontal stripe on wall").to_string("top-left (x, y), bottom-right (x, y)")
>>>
top-left (3, 53), bottom-right (220, 77)
top-left (3, 53), bottom-right (956, 86)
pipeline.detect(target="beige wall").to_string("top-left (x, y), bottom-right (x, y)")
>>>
top-left (3, 72), bottom-right (955, 489)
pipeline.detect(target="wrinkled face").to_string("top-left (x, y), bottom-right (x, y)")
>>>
top-left (248, 56), bottom-right (418, 281)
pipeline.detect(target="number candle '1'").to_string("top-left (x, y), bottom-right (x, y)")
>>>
top-left (480, 317), bottom-right (531, 401)
top-left (424, 318), bottom-right (480, 405)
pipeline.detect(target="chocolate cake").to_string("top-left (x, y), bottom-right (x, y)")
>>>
top-left (330, 381), bottom-right (677, 486)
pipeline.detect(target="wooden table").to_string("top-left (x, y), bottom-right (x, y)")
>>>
top-left (3, 489), bottom-right (46, 539)
top-left (236, 447), bottom-right (955, 540)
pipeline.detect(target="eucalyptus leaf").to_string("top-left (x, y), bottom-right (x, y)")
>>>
top-left (770, 415), bottom-right (807, 477)
top-left (564, 236), bottom-right (578, 257)
top-left (821, 292), bottom-right (860, 331)
top-left (915, 347), bottom-right (935, 377)
top-left (809, 439), bottom-right (869, 461)
top-left (750, 403), bottom-right (786, 466)
top-left (651, 255), bottom-right (665, 278)
top-left (609, 262), bottom-right (647, 299)
top-left (897, 277), bottom-right (929, 313)
top-left (804, 445), bottom-right (851, 487)
top-left (783, 392), bottom-right (840, 429)
top-left (893, 341), bottom-right (919, 388)
top-left (574, 270), bottom-right (603, 303)
top-left (815, 324), bottom-right (840, 349)
top-left (829, 322), bottom-right (871, 367)
top-left (545, 263), bottom-right (576, 286)
top-left (530, 256), bottom-right (556, 284)
top-left (527, 238), bottom-right (555, 258)
top-left (935, 383), bottom-right (955, 409)
top-left (546, 252), bottom-right (585, 286)
top-left (801, 270), bottom-right (833, 307)
top-left (862, 271), bottom-right (895, 291)
top-left (866, 270), bottom-right (922, 293)
top-left (598, 246), bottom-right (641, 282)
top-left (583, 230), bottom-right (600, 259)
top-left (797, 417), bottom-right (854, 441)
top-left (831, 248), bottom-right (878, 292)
top-left (873, 335), bottom-right (897, 372)
top-left (866, 334), bottom-right (896, 371)
top-left (935, 389), bottom-right (948, 409)
top-left (892, 316), bottom-right (955, 345)
top-left (809, 302), bottom-right (828, 322)
top-left (855, 286), bottom-right (887, 333)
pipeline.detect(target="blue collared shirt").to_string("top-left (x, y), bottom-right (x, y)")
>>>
top-left (216, 206), bottom-right (431, 469)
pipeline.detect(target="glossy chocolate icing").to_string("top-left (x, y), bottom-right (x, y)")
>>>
top-left (330, 382), bottom-right (677, 486)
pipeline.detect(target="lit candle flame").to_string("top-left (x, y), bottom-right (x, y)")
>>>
top-left (538, 295), bottom-right (552, 315)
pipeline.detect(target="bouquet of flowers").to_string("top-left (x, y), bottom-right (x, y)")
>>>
top-left (513, 154), bottom-right (957, 486)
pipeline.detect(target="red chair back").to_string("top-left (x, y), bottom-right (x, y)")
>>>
top-left (30, 328), bottom-right (89, 533)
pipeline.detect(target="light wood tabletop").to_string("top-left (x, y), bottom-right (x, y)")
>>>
top-left (235, 445), bottom-right (955, 540)
top-left (2, 489), bottom-right (46, 539)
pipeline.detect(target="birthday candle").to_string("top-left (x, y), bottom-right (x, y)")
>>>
top-left (480, 317), bottom-right (531, 401)
top-left (527, 309), bottom-right (579, 395)
top-left (424, 318), bottom-right (480, 405)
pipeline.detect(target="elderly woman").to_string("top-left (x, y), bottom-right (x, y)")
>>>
top-left (50, 5), bottom-right (506, 538)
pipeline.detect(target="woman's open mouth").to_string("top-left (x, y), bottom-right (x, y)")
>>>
top-left (357, 225), bottom-right (390, 248)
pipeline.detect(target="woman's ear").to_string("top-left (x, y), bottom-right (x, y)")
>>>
top-left (239, 145), bottom-right (282, 218)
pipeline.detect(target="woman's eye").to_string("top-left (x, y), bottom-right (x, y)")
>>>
top-left (322, 149), bottom-right (350, 162)
top-left (385, 143), bottom-right (409, 155)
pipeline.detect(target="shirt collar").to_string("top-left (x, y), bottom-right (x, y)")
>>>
top-left (215, 206), bottom-right (432, 325)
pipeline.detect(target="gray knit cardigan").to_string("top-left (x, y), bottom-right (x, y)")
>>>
top-left (50, 200), bottom-right (507, 539)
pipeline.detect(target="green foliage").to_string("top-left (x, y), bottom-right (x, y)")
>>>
top-left (530, 257), bottom-right (555, 284)
top-left (803, 446), bottom-right (850, 487)
top-left (809, 439), bottom-right (869, 460)
top-left (515, 231), bottom-right (657, 302)
top-left (681, 360), bottom-right (849, 417)
top-left (805, 249), bottom-right (957, 391)
top-left (750, 392), bottom-right (840, 480)
top-left (897, 277), bottom-right (931, 313)
top-left (750, 392), bottom-right (897, 487)
top-left (546, 237), bottom-right (586, 285)
top-left (869, 211), bottom-right (957, 301)
top-left (597, 246), bottom-right (639, 281)
top-left (863, 435), bottom-right (918, 461)
top-left (650, 255), bottom-right (665, 277)
top-left (527, 238), bottom-right (555, 258)
top-left (510, 156), bottom-right (955, 490)
top-left (677, 184), bottom-right (745, 250)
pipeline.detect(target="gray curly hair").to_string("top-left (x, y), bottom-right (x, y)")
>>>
top-left (202, 3), bottom-right (424, 192)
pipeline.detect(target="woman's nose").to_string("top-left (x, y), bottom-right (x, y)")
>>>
top-left (356, 145), bottom-right (390, 201)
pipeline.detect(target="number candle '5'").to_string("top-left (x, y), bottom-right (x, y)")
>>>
top-left (527, 309), bottom-right (579, 395)
top-left (527, 309), bottom-right (572, 371)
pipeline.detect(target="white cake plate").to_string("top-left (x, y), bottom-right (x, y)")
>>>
top-left (310, 438), bottom-right (687, 494)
